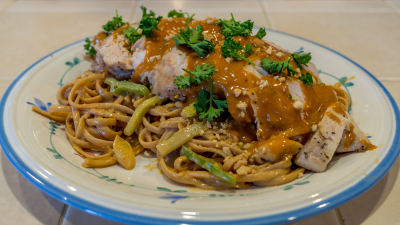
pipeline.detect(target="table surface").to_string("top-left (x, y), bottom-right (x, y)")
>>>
top-left (1, 0), bottom-right (400, 224)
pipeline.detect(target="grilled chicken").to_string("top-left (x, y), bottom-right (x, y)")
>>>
top-left (139, 46), bottom-right (187, 100)
top-left (92, 34), bottom-right (147, 80)
top-left (295, 105), bottom-right (349, 172)
top-left (336, 111), bottom-right (372, 153)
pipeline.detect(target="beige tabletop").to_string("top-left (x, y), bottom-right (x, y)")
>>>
top-left (0, 0), bottom-right (399, 224)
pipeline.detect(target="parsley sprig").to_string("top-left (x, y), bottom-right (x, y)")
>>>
top-left (102, 10), bottom-right (126, 35)
top-left (261, 57), bottom-right (297, 76)
top-left (256, 27), bottom-right (267, 39)
top-left (174, 63), bottom-right (216, 90)
top-left (292, 51), bottom-right (312, 69)
top-left (84, 38), bottom-right (97, 57)
top-left (167, 9), bottom-right (195, 26)
top-left (215, 13), bottom-right (254, 38)
top-left (139, 6), bottom-right (163, 38)
top-left (221, 37), bottom-right (255, 65)
top-left (122, 27), bottom-right (142, 44)
top-left (194, 81), bottom-right (228, 122)
top-left (172, 24), bottom-right (215, 57)
top-left (168, 9), bottom-right (189, 18)
top-left (299, 72), bottom-right (313, 85)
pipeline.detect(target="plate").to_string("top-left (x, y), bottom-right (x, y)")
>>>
top-left (1, 28), bottom-right (399, 225)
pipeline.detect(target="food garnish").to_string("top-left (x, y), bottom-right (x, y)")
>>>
top-left (168, 9), bottom-right (187, 18)
top-left (261, 57), bottom-right (297, 76)
top-left (256, 27), bottom-right (267, 39)
top-left (299, 72), bottom-right (314, 85)
top-left (172, 24), bottom-right (216, 57)
top-left (221, 37), bottom-right (255, 65)
top-left (292, 50), bottom-right (312, 69)
top-left (194, 81), bottom-right (228, 122)
top-left (215, 13), bottom-right (254, 38)
top-left (139, 6), bottom-right (163, 38)
top-left (174, 63), bottom-right (216, 90)
top-left (122, 27), bottom-right (142, 44)
top-left (83, 38), bottom-right (97, 57)
top-left (102, 10), bottom-right (126, 35)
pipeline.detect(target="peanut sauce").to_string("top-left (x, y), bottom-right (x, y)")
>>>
top-left (125, 17), bottom-right (361, 150)
top-left (361, 138), bottom-right (377, 151)
top-left (344, 123), bottom-right (355, 148)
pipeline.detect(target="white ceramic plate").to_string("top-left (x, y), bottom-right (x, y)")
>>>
top-left (1, 28), bottom-right (399, 225)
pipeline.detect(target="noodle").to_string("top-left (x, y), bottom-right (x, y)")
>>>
top-left (32, 65), bottom-right (352, 189)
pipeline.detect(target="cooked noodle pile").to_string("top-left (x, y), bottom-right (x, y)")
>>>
top-left (31, 70), bottom-right (356, 189)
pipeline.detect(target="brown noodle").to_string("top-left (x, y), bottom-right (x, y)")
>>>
top-left (32, 71), bottom-right (350, 190)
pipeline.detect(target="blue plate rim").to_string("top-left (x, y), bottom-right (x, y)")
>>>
top-left (1, 29), bottom-right (399, 225)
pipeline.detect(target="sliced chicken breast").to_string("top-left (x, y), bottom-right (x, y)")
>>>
top-left (139, 46), bottom-right (188, 100)
top-left (295, 105), bottom-right (350, 172)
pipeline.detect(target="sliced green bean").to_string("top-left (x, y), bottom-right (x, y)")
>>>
top-left (156, 121), bottom-right (208, 156)
top-left (181, 146), bottom-right (236, 184)
top-left (124, 95), bottom-right (164, 136)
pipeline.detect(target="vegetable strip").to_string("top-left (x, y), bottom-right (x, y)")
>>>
top-left (124, 95), bottom-right (164, 136)
top-left (157, 121), bottom-right (208, 156)
top-left (105, 77), bottom-right (150, 96)
top-left (181, 146), bottom-right (236, 184)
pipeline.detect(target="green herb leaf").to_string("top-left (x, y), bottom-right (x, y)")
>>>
top-left (122, 27), bottom-right (142, 44)
top-left (289, 94), bottom-right (293, 99)
top-left (167, 9), bottom-right (195, 26)
top-left (172, 24), bottom-right (215, 57)
top-left (102, 10), bottom-right (126, 34)
top-left (84, 38), bottom-right (97, 57)
top-left (139, 6), bottom-right (163, 38)
top-left (174, 63), bottom-right (216, 90)
top-left (221, 37), bottom-right (255, 65)
top-left (298, 72), bottom-right (314, 85)
top-left (174, 74), bottom-right (192, 90)
top-left (261, 57), bottom-right (297, 76)
top-left (243, 43), bottom-right (254, 55)
top-left (185, 13), bottom-right (195, 26)
top-left (256, 27), bottom-right (267, 39)
top-left (215, 13), bottom-right (254, 38)
top-left (292, 51), bottom-right (312, 68)
top-left (168, 9), bottom-right (186, 18)
top-left (194, 82), bottom-right (228, 122)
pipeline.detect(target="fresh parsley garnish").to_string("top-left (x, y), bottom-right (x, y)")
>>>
top-left (122, 27), bottom-right (142, 44)
top-left (172, 24), bottom-right (215, 57)
top-left (292, 51), bottom-right (312, 69)
top-left (298, 72), bottom-right (313, 85)
top-left (221, 37), bottom-right (255, 65)
top-left (102, 10), bottom-right (126, 35)
top-left (174, 63), bottom-right (216, 90)
top-left (139, 6), bottom-right (163, 38)
top-left (194, 81), bottom-right (228, 122)
top-left (256, 27), bottom-right (267, 39)
top-left (215, 13), bottom-right (254, 38)
top-left (289, 94), bottom-right (293, 99)
top-left (167, 9), bottom-right (195, 26)
top-left (185, 13), bottom-right (195, 26)
top-left (261, 57), bottom-right (297, 76)
top-left (168, 9), bottom-right (187, 18)
top-left (84, 38), bottom-right (97, 57)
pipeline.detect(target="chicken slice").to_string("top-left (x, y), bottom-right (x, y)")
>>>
top-left (139, 46), bottom-right (188, 100)
top-left (336, 111), bottom-right (372, 153)
top-left (295, 105), bottom-right (350, 172)
top-left (93, 34), bottom-right (147, 80)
